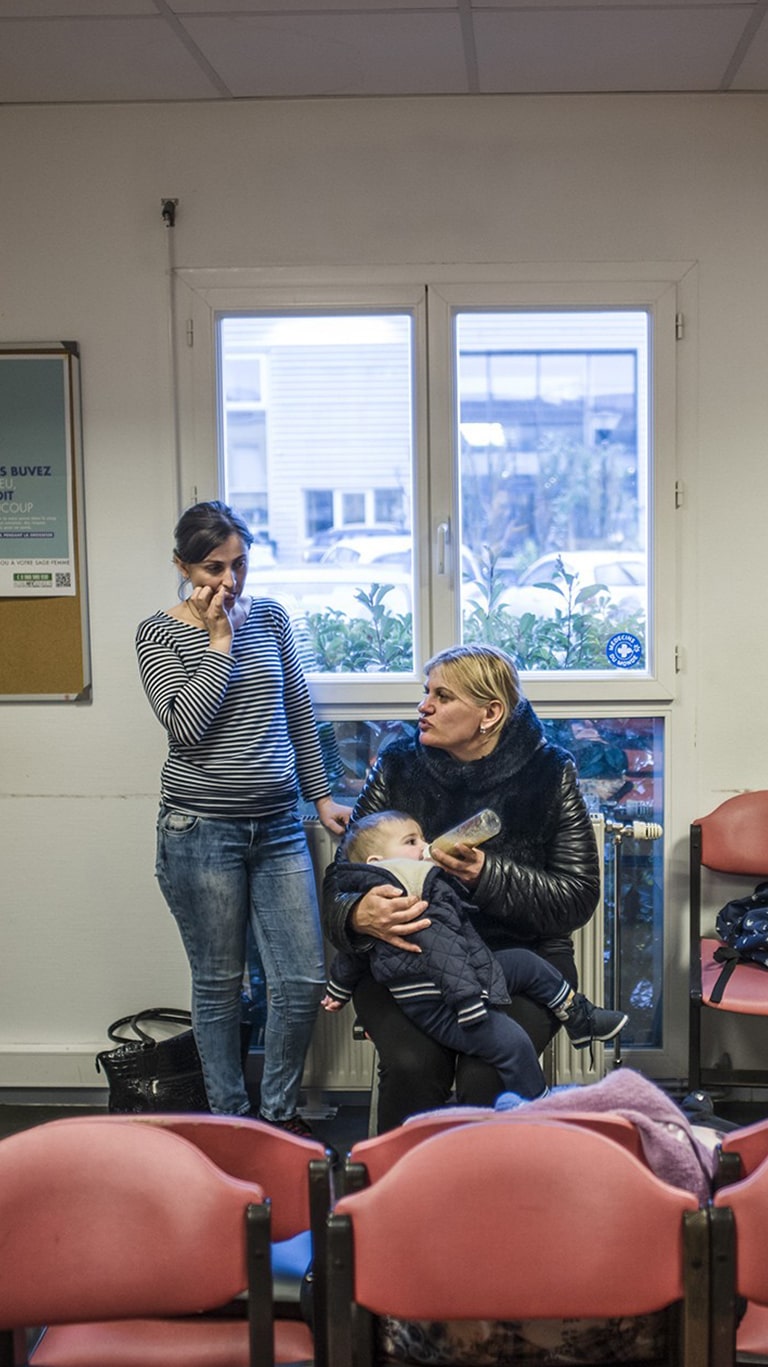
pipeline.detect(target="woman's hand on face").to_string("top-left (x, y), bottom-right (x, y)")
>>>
top-left (188, 584), bottom-right (243, 644)
top-left (315, 796), bottom-right (352, 836)
top-left (351, 885), bottom-right (431, 954)
top-left (429, 842), bottom-right (485, 888)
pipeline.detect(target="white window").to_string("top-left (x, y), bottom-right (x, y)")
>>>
top-left (454, 312), bottom-right (649, 673)
top-left (175, 269), bottom-right (677, 711)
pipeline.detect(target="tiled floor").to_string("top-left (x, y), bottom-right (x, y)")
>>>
top-left (1, 1086), bottom-right (763, 1149)
top-left (0, 1102), bottom-right (107, 1141)
top-left (0, 1097), bottom-right (371, 1153)
top-left (700, 1096), bottom-right (768, 1129)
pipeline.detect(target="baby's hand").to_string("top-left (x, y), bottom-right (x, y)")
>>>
top-left (321, 994), bottom-right (343, 1012)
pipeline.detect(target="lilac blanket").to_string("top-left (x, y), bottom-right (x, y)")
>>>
top-left (492, 1068), bottom-right (717, 1202)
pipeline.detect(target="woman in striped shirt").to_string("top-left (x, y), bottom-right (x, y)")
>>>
top-left (136, 501), bottom-right (349, 1133)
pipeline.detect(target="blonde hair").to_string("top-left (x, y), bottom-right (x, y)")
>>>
top-left (341, 811), bottom-right (416, 864)
top-left (423, 645), bottom-right (520, 727)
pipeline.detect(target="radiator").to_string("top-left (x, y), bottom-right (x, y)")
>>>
top-left (301, 814), bottom-right (608, 1096)
top-left (302, 821), bottom-right (376, 1094)
top-left (549, 814), bottom-right (607, 1087)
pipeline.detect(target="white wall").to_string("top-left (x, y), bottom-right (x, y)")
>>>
top-left (1, 93), bottom-right (766, 1089)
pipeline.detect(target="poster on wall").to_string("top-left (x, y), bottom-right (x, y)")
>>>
top-left (0, 350), bottom-right (77, 597)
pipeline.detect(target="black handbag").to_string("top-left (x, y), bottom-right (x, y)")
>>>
top-left (96, 1007), bottom-right (210, 1113)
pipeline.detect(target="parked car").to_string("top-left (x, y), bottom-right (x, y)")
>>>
top-left (303, 523), bottom-right (406, 562)
top-left (248, 533), bottom-right (480, 624)
top-left (322, 534), bottom-right (481, 581)
top-left (477, 550), bottom-right (647, 618)
top-left (319, 534), bottom-right (412, 567)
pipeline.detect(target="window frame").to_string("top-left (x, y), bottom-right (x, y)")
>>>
top-left (426, 279), bottom-right (678, 705)
top-left (175, 274), bottom-right (429, 712)
top-left (173, 265), bottom-right (679, 713)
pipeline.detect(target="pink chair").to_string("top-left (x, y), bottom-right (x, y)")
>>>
top-left (715, 1113), bottom-right (768, 1189)
top-left (343, 1105), bottom-right (647, 1192)
top-left (499, 1107), bottom-right (648, 1162)
top-left (710, 1120), bottom-right (768, 1363)
top-left (688, 790), bottom-right (768, 1094)
top-left (328, 1118), bottom-right (709, 1367)
top-left (75, 1111), bottom-right (332, 1245)
top-left (343, 1108), bottom-right (491, 1192)
top-left (712, 1145), bottom-right (768, 1365)
top-left (0, 1117), bottom-right (312, 1367)
top-left (97, 1112), bottom-right (331, 1364)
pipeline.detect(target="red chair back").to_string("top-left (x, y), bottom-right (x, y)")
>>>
top-left (335, 1118), bottom-right (699, 1321)
top-left (94, 1111), bottom-right (328, 1241)
top-left (0, 1119), bottom-right (264, 1327)
top-left (695, 791), bottom-right (768, 876)
top-left (347, 1107), bottom-right (647, 1190)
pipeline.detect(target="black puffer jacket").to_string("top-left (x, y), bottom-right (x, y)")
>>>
top-left (326, 860), bottom-right (512, 1025)
top-left (322, 696), bottom-right (600, 960)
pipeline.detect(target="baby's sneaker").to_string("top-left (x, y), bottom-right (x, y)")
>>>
top-left (562, 993), bottom-right (628, 1049)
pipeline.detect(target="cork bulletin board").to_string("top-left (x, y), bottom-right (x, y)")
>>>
top-left (0, 344), bottom-right (91, 701)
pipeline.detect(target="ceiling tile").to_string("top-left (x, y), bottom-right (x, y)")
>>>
top-left (180, 10), bottom-right (469, 97)
top-left (0, 16), bottom-right (224, 102)
top-left (173, 0), bottom-right (453, 9)
top-left (0, 0), bottom-right (155, 14)
top-left (473, 0), bottom-right (753, 8)
top-left (0, 0), bottom-right (766, 103)
top-left (473, 6), bottom-right (752, 92)
top-left (729, 8), bottom-right (768, 85)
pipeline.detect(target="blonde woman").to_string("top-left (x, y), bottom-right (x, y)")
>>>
top-left (322, 644), bottom-right (600, 1132)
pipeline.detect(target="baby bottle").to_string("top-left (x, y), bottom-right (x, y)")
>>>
top-left (426, 808), bottom-right (501, 858)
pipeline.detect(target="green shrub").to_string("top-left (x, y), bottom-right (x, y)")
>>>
top-left (304, 584), bottom-right (413, 672)
top-left (301, 560), bottom-right (645, 674)
top-left (463, 553), bottom-right (645, 671)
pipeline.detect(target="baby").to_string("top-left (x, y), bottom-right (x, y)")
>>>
top-left (323, 810), bottom-right (626, 1101)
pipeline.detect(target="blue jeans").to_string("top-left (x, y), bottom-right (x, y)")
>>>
top-left (155, 806), bottom-right (325, 1118)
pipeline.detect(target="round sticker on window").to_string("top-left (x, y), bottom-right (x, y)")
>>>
top-left (606, 632), bottom-right (643, 669)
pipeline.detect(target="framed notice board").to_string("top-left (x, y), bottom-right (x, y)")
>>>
top-left (0, 344), bottom-right (91, 701)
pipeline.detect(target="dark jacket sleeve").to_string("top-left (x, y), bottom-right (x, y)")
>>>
top-left (325, 950), bottom-right (365, 1006)
top-left (472, 762), bottom-right (600, 942)
top-left (321, 762), bottom-right (396, 954)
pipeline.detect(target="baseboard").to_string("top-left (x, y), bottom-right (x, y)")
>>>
top-left (0, 1086), bottom-right (107, 1106)
top-left (0, 1046), bottom-right (110, 1092)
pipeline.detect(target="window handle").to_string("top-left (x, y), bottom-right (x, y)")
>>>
top-left (436, 520), bottom-right (451, 576)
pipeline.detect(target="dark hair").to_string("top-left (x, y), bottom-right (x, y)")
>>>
top-left (173, 501), bottom-right (254, 566)
top-left (340, 810), bottom-right (415, 863)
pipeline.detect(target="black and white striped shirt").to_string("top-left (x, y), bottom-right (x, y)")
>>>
top-left (135, 598), bottom-right (329, 819)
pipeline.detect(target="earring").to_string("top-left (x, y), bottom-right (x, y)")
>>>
top-left (479, 726), bottom-right (487, 735)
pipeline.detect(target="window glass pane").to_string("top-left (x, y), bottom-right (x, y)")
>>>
top-left (342, 492), bottom-right (366, 524)
top-left (541, 716), bottom-right (664, 1049)
top-left (311, 713), bottom-right (663, 1050)
top-left (218, 313), bottom-right (416, 675)
top-left (374, 487), bottom-right (405, 523)
top-left (457, 311), bottom-right (649, 677)
top-left (304, 490), bottom-right (333, 541)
